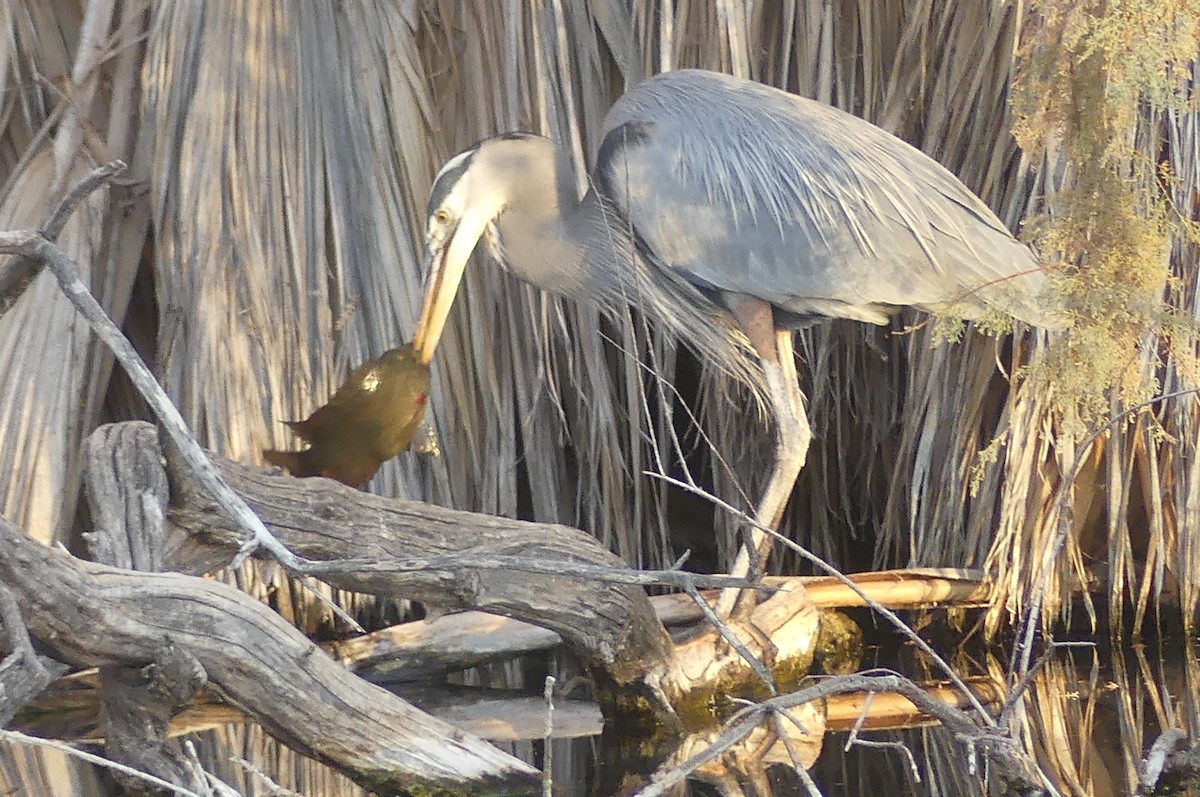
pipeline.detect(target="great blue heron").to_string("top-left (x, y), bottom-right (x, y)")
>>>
top-left (412, 69), bottom-right (1055, 617)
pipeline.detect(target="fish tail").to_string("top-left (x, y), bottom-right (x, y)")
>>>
top-left (262, 449), bottom-right (316, 478)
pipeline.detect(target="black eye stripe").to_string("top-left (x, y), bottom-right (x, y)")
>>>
top-left (427, 148), bottom-right (479, 218)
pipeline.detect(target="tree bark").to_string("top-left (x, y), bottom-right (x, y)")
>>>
top-left (0, 515), bottom-right (537, 793)
top-left (82, 422), bottom-right (210, 794)
top-left (0, 584), bottom-right (69, 726)
top-left (165, 435), bottom-right (676, 690)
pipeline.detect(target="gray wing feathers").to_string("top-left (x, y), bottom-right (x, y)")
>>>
top-left (597, 70), bottom-right (1050, 325)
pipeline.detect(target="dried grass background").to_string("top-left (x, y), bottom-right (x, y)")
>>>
top-left (0, 0), bottom-right (1197, 794)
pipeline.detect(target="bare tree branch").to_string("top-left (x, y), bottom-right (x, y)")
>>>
top-left (0, 160), bottom-right (126, 308)
top-left (0, 189), bottom-right (313, 577)
top-left (648, 472), bottom-right (998, 727)
top-left (167, 449), bottom-right (677, 692)
top-left (0, 515), bottom-right (539, 792)
top-left (0, 584), bottom-right (69, 726)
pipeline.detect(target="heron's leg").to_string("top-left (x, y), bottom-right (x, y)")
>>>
top-left (714, 297), bottom-right (811, 618)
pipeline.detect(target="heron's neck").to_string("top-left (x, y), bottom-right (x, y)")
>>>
top-left (488, 147), bottom-right (766, 395)
top-left (490, 153), bottom-right (628, 301)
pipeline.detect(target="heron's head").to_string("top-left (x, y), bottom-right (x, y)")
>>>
top-left (412, 133), bottom-right (556, 364)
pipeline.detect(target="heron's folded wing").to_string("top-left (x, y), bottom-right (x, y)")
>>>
top-left (595, 70), bottom-right (1051, 326)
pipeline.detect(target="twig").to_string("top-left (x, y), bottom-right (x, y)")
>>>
top-left (0, 728), bottom-right (213, 797)
top-left (542, 675), bottom-right (556, 797)
top-left (774, 704), bottom-right (814, 738)
top-left (647, 472), bottom-right (997, 728)
top-left (844, 691), bottom-right (875, 751)
top-left (182, 741), bottom-right (241, 797)
top-left (846, 737), bottom-right (921, 783)
top-left (770, 711), bottom-right (823, 797)
top-left (302, 553), bottom-right (766, 591)
top-left (998, 640), bottom-right (1095, 724)
top-left (43, 161), bottom-right (128, 240)
top-left (0, 161), bottom-right (126, 306)
top-left (600, 318), bottom-right (755, 510)
top-left (202, 772), bottom-right (243, 797)
top-left (231, 755), bottom-right (304, 797)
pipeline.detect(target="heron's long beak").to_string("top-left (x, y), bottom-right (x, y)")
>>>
top-left (412, 214), bottom-right (491, 365)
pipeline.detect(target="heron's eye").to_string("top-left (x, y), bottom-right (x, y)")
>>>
top-left (433, 209), bottom-right (451, 226)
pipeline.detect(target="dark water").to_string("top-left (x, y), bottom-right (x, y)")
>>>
top-left (2, 627), bottom-right (1195, 796)
top-left (469, 630), bottom-right (1200, 797)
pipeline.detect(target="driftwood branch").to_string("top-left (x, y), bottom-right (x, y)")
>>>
top-left (167, 445), bottom-right (676, 690)
top-left (83, 422), bottom-right (169, 572)
top-left (0, 160), bottom-right (126, 309)
top-left (0, 515), bottom-right (537, 793)
top-left (0, 177), bottom-right (309, 578)
top-left (0, 584), bottom-right (69, 726)
top-left (83, 421), bottom-right (211, 793)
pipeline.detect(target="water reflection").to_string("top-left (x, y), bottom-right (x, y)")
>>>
top-left (540, 635), bottom-right (1200, 795)
top-left (4, 637), bottom-right (1198, 795)
top-left (807, 638), bottom-right (1200, 797)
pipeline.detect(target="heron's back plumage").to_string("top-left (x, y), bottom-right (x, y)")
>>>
top-left (595, 69), bottom-right (1055, 327)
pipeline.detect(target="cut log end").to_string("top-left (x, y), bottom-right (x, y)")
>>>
top-left (663, 582), bottom-right (821, 723)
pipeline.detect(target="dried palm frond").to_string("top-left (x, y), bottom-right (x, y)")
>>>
top-left (3, 1), bottom-right (1198, 793)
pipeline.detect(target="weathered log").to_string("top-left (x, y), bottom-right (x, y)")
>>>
top-left (95, 643), bottom-right (208, 794)
top-left (82, 422), bottom-right (209, 793)
top-left (333, 608), bottom-right (564, 681)
top-left (165, 440), bottom-right (676, 691)
top-left (159, 423), bottom-right (825, 717)
top-left (0, 516), bottom-right (538, 793)
top-left (82, 422), bottom-right (169, 573)
top-left (333, 570), bottom-right (988, 682)
top-left (0, 585), bottom-right (69, 726)
top-left (661, 582), bottom-right (819, 710)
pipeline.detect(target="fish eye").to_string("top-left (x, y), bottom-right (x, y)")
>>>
top-left (433, 209), bottom-right (451, 226)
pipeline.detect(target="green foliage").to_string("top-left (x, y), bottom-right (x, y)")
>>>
top-left (1010, 0), bottom-right (1196, 427)
top-left (970, 432), bottom-right (1007, 498)
top-left (1031, 178), bottom-right (1169, 423)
